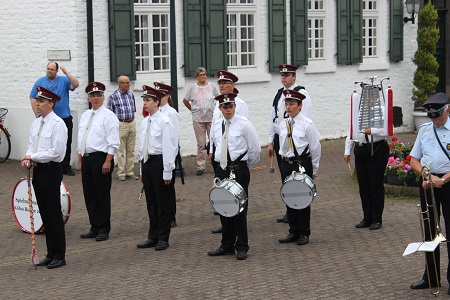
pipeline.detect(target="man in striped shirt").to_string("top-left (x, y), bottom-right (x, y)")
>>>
top-left (107, 75), bottom-right (138, 181)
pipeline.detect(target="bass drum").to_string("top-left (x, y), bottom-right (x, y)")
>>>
top-left (12, 178), bottom-right (71, 233)
top-left (280, 171), bottom-right (316, 210)
top-left (209, 178), bottom-right (247, 217)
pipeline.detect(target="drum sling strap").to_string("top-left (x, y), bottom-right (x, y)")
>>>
top-left (222, 121), bottom-right (248, 168)
top-left (286, 119), bottom-right (310, 164)
top-left (272, 85), bottom-right (305, 123)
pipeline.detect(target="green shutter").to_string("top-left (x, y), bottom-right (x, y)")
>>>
top-left (108, 0), bottom-right (136, 81)
top-left (390, 0), bottom-right (404, 62)
top-left (269, 0), bottom-right (287, 72)
top-left (206, 0), bottom-right (227, 75)
top-left (184, 0), bottom-right (206, 77)
top-left (291, 0), bottom-right (308, 66)
top-left (337, 0), bottom-right (362, 65)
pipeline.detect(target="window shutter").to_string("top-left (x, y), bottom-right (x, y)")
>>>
top-left (268, 0), bottom-right (287, 72)
top-left (206, 0), bottom-right (227, 76)
top-left (108, 0), bottom-right (136, 81)
top-left (184, 0), bottom-right (206, 77)
top-left (291, 0), bottom-right (308, 66)
top-left (336, 0), bottom-right (362, 65)
top-left (390, 0), bottom-right (404, 62)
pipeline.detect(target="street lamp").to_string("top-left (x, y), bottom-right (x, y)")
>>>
top-left (403, 0), bottom-right (422, 24)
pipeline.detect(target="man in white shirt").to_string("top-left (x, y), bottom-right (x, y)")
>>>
top-left (78, 82), bottom-right (120, 242)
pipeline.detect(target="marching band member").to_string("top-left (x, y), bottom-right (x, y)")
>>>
top-left (21, 86), bottom-right (68, 269)
top-left (136, 86), bottom-right (177, 251)
top-left (268, 64), bottom-right (312, 224)
top-left (278, 89), bottom-right (320, 246)
top-left (409, 93), bottom-right (450, 293)
top-left (154, 82), bottom-right (180, 228)
top-left (207, 93), bottom-right (260, 260)
top-left (78, 82), bottom-right (120, 242)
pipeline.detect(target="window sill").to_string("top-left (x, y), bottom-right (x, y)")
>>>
top-left (304, 64), bottom-right (336, 74)
top-left (358, 62), bottom-right (389, 71)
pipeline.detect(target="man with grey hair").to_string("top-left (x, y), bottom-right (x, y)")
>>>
top-left (107, 75), bottom-right (138, 181)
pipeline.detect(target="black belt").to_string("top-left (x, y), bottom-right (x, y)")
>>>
top-left (83, 151), bottom-right (106, 158)
top-left (35, 161), bottom-right (60, 167)
top-left (356, 139), bottom-right (386, 147)
top-left (119, 118), bottom-right (134, 123)
top-left (432, 173), bottom-right (447, 177)
top-left (226, 161), bottom-right (247, 170)
top-left (142, 154), bottom-right (163, 163)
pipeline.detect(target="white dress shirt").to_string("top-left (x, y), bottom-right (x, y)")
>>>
top-left (268, 83), bottom-right (312, 143)
top-left (278, 113), bottom-right (321, 175)
top-left (139, 110), bottom-right (178, 180)
top-left (210, 114), bottom-right (261, 169)
top-left (77, 106), bottom-right (120, 156)
top-left (160, 103), bottom-right (180, 144)
top-left (26, 111), bottom-right (67, 163)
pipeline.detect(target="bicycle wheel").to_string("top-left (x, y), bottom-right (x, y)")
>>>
top-left (0, 126), bottom-right (11, 163)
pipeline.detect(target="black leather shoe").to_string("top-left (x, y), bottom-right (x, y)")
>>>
top-left (47, 259), bottom-right (66, 269)
top-left (211, 226), bottom-right (223, 234)
top-left (35, 257), bottom-right (52, 266)
top-left (297, 235), bottom-right (309, 245)
top-left (369, 222), bottom-right (382, 230)
top-left (276, 214), bottom-right (289, 223)
top-left (136, 239), bottom-right (158, 248)
top-left (80, 231), bottom-right (97, 239)
top-left (236, 251), bottom-right (247, 260)
top-left (279, 233), bottom-right (299, 243)
top-left (355, 220), bottom-right (370, 228)
top-left (171, 221), bottom-right (177, 228)
top-left (155, 240), bottom-right (169, 251)
top-left (95, 233), bottom-right (109, 241)
top-left (208, 247), bottom-right (235, 256)
top-left (410, 279), bottom-right (440, 289)
top-left (63, 168), bottom-right (75, 176)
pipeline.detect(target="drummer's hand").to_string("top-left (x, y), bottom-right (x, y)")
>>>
top-left (164, 179), bottom-right (171, 185)
top-left (312, 174), bottom-right (317, 180)
top-left (102, 161), bottom-right (111, 175)
top-left (21, 157), bottom-right (32, 168)
top-left (363, 128), bottom-right (372, 135)
top-left (344, 155), bottom-right (351, 164)
top-left (78, 154), bottom-right (82, 171)
top-left (208, 153), bottom-right (213, 166)
top-left (268, 143), bottom-right (274, 158)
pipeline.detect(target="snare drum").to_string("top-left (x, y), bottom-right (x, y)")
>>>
top-left (280, 171), bottom-right (316, 210)
top-left (209, 178), bottom-right (247, 217)
top-left (12, 179), bottom-right (71, 233)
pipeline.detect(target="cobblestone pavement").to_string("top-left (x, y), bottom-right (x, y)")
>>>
top-left (0, 133), bottom-right (445, 299)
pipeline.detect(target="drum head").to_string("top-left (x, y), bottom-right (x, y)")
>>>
top-left (280, 180), bottom-right (314, 210)
top-left (60, 181), bottom-right (71, 223)
top-left (209, 187), bottom-right (240, 217)
top-left (11, 179), bottom-right (43, 233)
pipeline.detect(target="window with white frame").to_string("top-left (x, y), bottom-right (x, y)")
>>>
top-left (134, 1), bottom-right (170, 72)
top-left (362, 0), bottom-right (378, 57)
top-left (226, 1), bottom-right (256, 68)
top-left (307, 1), bottom-right (325, 60)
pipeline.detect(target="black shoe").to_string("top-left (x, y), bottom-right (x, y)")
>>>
top-left (355, 220), bottom-right (371, 228)
top-left (155, 240), bottom-right (169, 251)
top-left (136, 239), bottom-right (158, 248)
top-left (208, 247), bottom-right (235, 256)
top-left (297, 235), bottom-right (309, 245)
top-left (95, 233), bottom-right (109, 241)
top-left (279, 233), bottom-right (299, 244)
top-left (80, 231), bottom-right (98, 239)
top-left (171, 221), bottom-right (177, 228)
top-left (196, 170), bottom-right (204, 176)
top-left (236, 251), bottom-right (247, 260)
top-left (410, 279), bottom-right (440, 289)
top-left (211, 226), bottom-right (223, 234)
top-left (35, 257), bottom-right (52, 267)
top-left (63, 168), bottom-right (75, 176)
top-left (276, 214), bottom-right (289, 223)
top-left (369, 222), bottom-right (382, 230)
top-left (47, 259), bottom-right (66, 269)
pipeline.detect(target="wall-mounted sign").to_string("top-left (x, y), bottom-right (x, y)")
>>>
top-left (47, 50), bottom-right (71, 61)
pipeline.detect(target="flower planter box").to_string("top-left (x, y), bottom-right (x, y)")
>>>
top-left (386, 173), bottom-right (420, 187)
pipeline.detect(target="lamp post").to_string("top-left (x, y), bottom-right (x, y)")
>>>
top-left (403, 0), bottom-right (422, 24)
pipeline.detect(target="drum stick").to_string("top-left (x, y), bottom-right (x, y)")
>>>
top-left (27, 167), bottom-right (40, 266)
top-left (269, 155), bottom-right (275, 173)
top-left (139, 186), bottom-right (144, 200)
top-left (347, 162), bottom-right (353, 177)
top-left (250, 165), bottom-right (267, 172)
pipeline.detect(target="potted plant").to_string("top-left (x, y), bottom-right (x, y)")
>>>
top-left (411, 1), bottom-right (439, 129)
top-left (385, 136), bottom-right (420, 186)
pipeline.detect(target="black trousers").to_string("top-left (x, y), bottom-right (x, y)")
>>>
top-left (81, 152), bottom-right (113, 235)
top-left (354, 140), bottom-right (389, 224)
top-left (61, 116), bottom-right (73, 171)
top-left (215, 164), bottom-right (250, 252)
top-left (419, 180), bottom-right (450, 285)
top-left (32, 162), bottom-right (65, 260)
top-left (280, 157), bottom-right (313, 236)
top-left (142, 156), bottom-right (171, 242)
top-left (169, 169), bottom-right (176, 222)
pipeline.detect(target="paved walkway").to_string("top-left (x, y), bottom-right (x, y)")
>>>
top-left (0, 133), bottom-right (445, 299)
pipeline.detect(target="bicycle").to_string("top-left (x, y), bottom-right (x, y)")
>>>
top-left (0, 108), bottom-right (11, 163)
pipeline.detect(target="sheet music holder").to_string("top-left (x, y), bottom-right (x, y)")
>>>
top-left (403, 241), bottom-right (440, 257)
